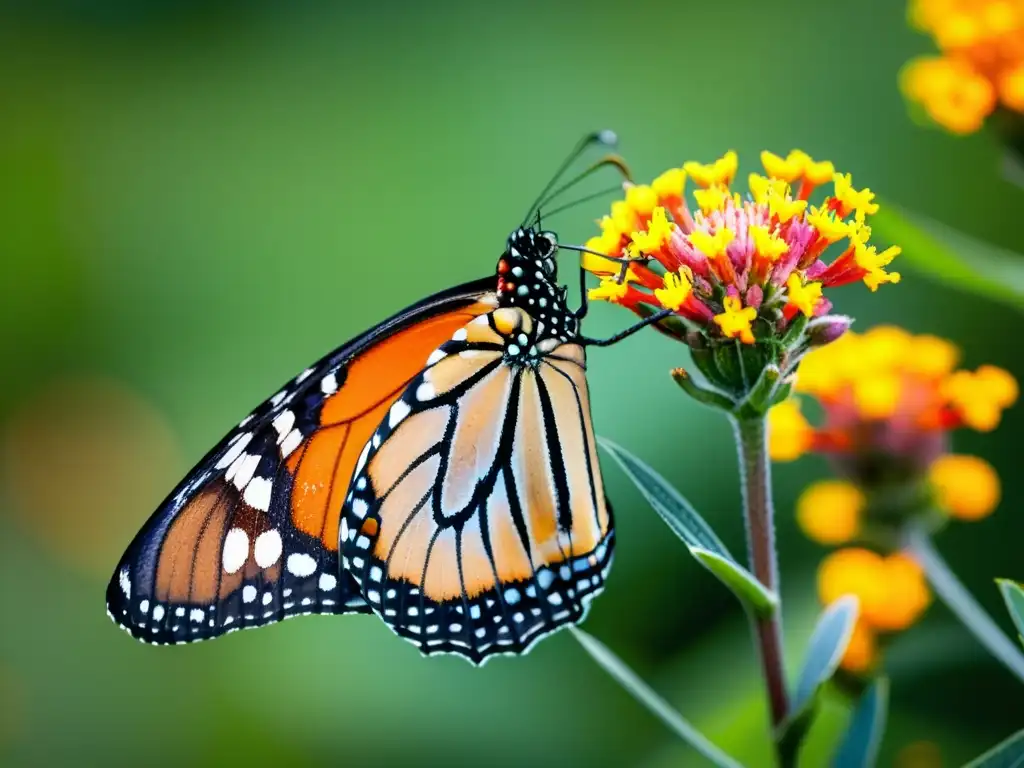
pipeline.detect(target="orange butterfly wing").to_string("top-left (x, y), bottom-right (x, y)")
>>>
top-left (341, 307), bottom-right (614, 664)
top-left (107, 282), bottom-right (498, 644)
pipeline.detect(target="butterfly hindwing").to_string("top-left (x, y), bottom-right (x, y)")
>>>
top-left (107, 281), bottom-right (498, 644)
top-left (341, 306), bottom-right (614, 665)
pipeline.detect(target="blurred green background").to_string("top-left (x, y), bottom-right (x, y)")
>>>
top-left (2, 0), bottom-right (1023, 766)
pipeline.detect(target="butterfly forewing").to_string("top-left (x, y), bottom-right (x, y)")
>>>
top-left (340, 305), bottom-right (614, 665)
top-left (107, 281), bottom-right (498, 644)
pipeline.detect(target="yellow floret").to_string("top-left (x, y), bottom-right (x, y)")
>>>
top-left (713, 296), bottom-right (758, 344)
top-left (796, 480), bottom-right (864, 545)
top-left (930, 454), bottom-right (1001, 521)
top-left (768, 399), bottom-right (814, 462)
top-left (653, 269), bottom-right (693, 312)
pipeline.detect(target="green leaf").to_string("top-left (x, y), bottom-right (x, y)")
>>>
top-left (832, 678), bottom-right (889, 768)
top-left (597, 437), bottom-right (779, 615)
top-left (570, 628), bottom-right (744, 768)
top-left (778, 597), bottom-right (860, 758)
top-left (792, 596), bottom-right (860, 715)
top-left (597, 436), bottom-right (732, 557)
top-left (871, 201), bottom-right (1024, 313)
top-left (997, 579), bottom-right (1024, 648)
top-left (964, 727), bottom-right (1024, 768)
top-left (670, 367), bottom-right (736, 411)
top-left (690, 547), bottom-right (778, 616)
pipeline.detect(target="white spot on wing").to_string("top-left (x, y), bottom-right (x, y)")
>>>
top-left (426, 349), bottom-right (446, 366)
top-left (351, 498), bottom-right (368, 519)
top-left (280, 428), bottom-right (303, 459)
top-left (319, 573), bottom-right (337, 591)
top-left (415, 382), bottom-right (436, 401)
top-left (231, 453), bottom-right (260, 491)
top-left (222, 528), bottom-right (249, 574)
top-left (286, 553), bottom-right (317, 577)
top-left (243, 476), bottom-right (273, 511)
top-left (321, 373), bottom-right (338, 394)
top-left (272, 410), bottom-right (295, 441)
top-left (389, 400), bottom-right (411, 428)
top-left (119, 566), bottom-right (131, 598)
top-left (216, 432), bottom-right (252, 470)
top-left (243, 585), bottom-right (257, 603)
top-left (253, 529), bottom-right (283, 568)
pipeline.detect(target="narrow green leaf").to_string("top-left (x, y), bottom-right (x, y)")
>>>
top-left (690, 547), bottom-right (778, 616)
top-left (570, 628), bottom-right (744, 768)
top-left (597, 437), bottom-right (780, 614)
top-left (670, 367), bottom-right (736, 411)
top-left (792, 596), bottom-right (860, 715)
top-left (997, 579), bottom-right (1024, 647)
top-left (832, 678), bottom-right (889, 768)
top-left (597, 437), bottom-right (732, 558)
top-left (964, 727), bottom-right (1024, 768)
top-left (871, 202), bottom-right (1024, 313)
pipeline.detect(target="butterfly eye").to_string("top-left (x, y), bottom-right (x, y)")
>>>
top-left (536, 232), bottom-right (559, 276)
top-left (539, 231), bottom-right (558, 256)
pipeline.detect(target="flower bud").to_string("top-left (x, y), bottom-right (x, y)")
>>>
top-left (806, 314), bottom-right (853, 347)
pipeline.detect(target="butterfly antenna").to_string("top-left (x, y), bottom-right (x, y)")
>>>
top-left (540, 183), bottom-right (625, 221)
top-left (522, 130), bottom-right (619, 226)
top-left (535, 156), bottom-right (631, 217)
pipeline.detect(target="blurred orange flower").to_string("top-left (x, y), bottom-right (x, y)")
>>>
top-left (769, 326), bottom-right (1016, 470)
top-left (1, 375), bottom-right (182, 575)
top-left (818, 548), bottom-right (932, 671)
top-left (902, 0), bottom-right (1024, 134)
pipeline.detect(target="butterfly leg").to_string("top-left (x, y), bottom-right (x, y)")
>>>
top-left (580, 308), bottom-right (675, 347)
top-left (575, 262), bottom-right (591, 320)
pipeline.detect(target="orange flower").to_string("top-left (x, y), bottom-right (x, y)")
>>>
top-left (769, 326), bottom-right (1017, 465)
top-left (818, 548), bottom-right (931, 634)
top-left (902, 0), bottom-right (1024, 134)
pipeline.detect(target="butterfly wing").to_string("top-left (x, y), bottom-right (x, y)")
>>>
top-left (107, 280), bottom-right (498, 644)
top-left (341, 307), bottom-right (613, 665)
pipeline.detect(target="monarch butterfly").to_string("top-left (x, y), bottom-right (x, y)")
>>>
top-left (106, 132), bottom-right (668, 665)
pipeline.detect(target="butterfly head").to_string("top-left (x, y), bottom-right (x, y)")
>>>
top-left (496, 226), bottom-right (577, 340)
top-left (496, 226), bottom-right (561, 300)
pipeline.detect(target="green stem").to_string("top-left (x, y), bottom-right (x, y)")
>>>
top-left (906, 528), bottom-right (1024, 685)
top-left (571, 628), bottom-right (744, 768)
top-left (731, 415), bottom-right (791, 756)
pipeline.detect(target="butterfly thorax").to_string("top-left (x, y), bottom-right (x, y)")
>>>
top-left (495, 228), bottom-right (579, 356)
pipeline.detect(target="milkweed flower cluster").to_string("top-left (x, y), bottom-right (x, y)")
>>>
top-left (770, 326), bottom-right (1018, 674)
top-left (582, 151), bottom-right (899, 408)
top-left (901, 0), bottom-right (1024, 135)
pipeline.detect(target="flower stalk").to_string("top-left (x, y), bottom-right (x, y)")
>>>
top-left (731, 415), bottom-right (790, 739)
top-left (905, 528), bottom-right (1024, 685)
